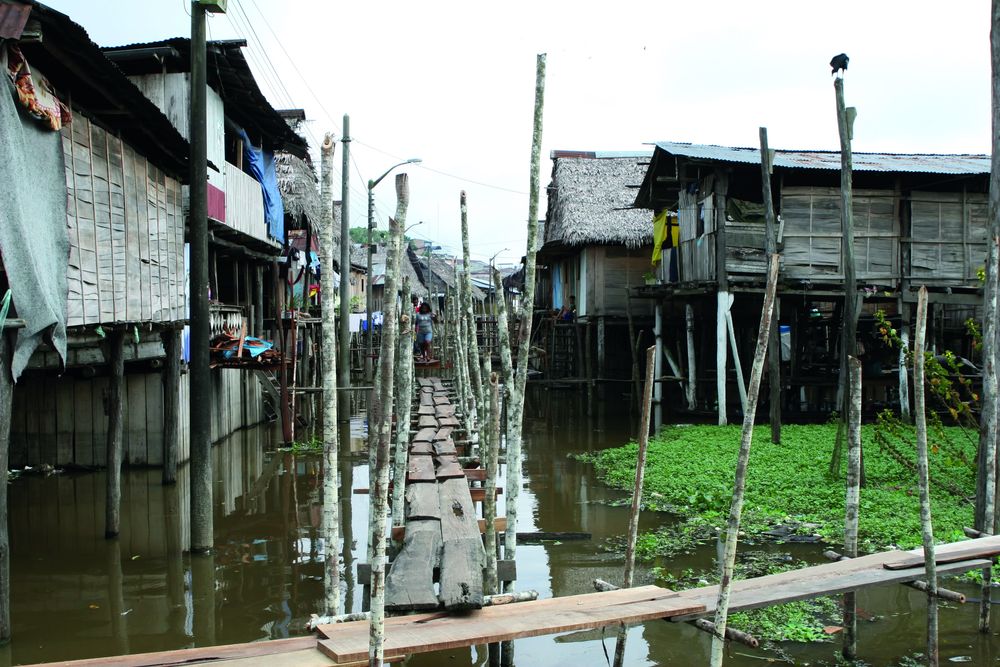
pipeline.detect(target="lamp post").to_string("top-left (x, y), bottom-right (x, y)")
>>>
top-left (366, 158), bottom-right (421, 380)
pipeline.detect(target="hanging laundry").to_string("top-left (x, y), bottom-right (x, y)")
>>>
top-left (651, 209), bottom-right (676, 266)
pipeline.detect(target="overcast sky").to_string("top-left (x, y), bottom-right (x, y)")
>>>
top-left (45, 0), bottom-right (992, 265)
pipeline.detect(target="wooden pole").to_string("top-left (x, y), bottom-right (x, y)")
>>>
top-left (612, 345), bottom-right (656, 667)
top-left (716, 292), bottom-right (728, 426)
top-left (161, 327), bottom-right (181, 485)
top-left (484, 372), bottom-right (501, 595)
top-left (320, 132), bottom-right (342, 617)
top-left (976, 0), bottom-right (1000, 632)
top-left (188, 0), bottom-right (213, 554)
top-left (709, 254), bottom-right (780, 667)
top-left (725, 309), bottom-right (748, 414)
top-left (105, 329), bottom-right (126, 539)
top-left (759, 127), bottom-right (781, 444)
top-left (368, 177), bottom-right (407, 667)
top-left (685, 304), bottom-right (697, 411)
top-left (843, 356), bottom-right (862, 660)
top-left (914, 286), bottom-right (939, 667)
top-left (0, 333), bottom-right (12, 643)
top-left (391, 278), bottom-right (413, 530)
top-left (338, 115), bottom-right (352, 422)
top-left (461, 191), bottom-right (485, 425)
top-left (900, 320), bottom-right (911, 422)
top-left (503, 54), bottom-right (546, 590)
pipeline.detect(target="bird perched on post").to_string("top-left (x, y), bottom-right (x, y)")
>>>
top-left (830, 53), bottom-right (849, 76)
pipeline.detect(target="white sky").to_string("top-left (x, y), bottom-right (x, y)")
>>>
top-left (45, 0), bottom-right (992, 266)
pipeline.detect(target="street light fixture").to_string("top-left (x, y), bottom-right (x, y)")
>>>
top-left (366, 158), bottom-right (422, 380)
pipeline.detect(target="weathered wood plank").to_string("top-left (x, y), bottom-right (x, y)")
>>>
top-left (405, 482), bottom-right (441, 520)
top-left (316, 586), bottom-right (702, 663)
top-left (385, 519), bottom-right (442, 612)
top-left (409, 442), bottom-right (433, 456)
top-left (417, 405), bottom-right (436, 416)
top-left (417, 378), bottom-right (432, 387)
top-left (438, 476), bottom-right (485, 610)
top-left (413, 427), bottom-right (437, 443)
top-left (391, 517), bottom-right (506, 541)
top-left (432, 439), bottom-right (457, 457)
top-left (432, 395), bottom-right (450, 406)
top-left (418, 415), bottom-right (438, 429)
top-left (435, 455), bottom-right (465, 480)
top-left (438, 416), bottom-right (460, 428)
top-left (407, 456), bottom-right (436, 483)
top-left (435, 404), bottom-right (456, 418)
top-left (433, 427), bottom-right (454, 442)
top-left (419, 393), bottom-right (434, 406)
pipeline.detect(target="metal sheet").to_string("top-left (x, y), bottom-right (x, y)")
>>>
top-left (0, 2), bottom-right (30, 40)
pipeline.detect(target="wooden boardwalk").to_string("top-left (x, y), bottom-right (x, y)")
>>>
top-left (384, 377), bottom-right (490, 612)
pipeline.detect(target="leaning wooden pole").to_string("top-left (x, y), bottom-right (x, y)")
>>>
top-left (914, 286), bottom-right (939, 667)
top-left (977, 0), bottom-right (1000, 633)
top-left (613, 345), bottom-right (657, 667)
top-left (320, 133), bottom-right (341, 617)
top-left (461, 191), bottom-right (485, 425)
top-left (368, 177), bottom-right (407, 667)
top-left (391, 278), bottom-right (413, 531)
top-left (709, 254), bottom-right (780, 667)
top-left (759, 127), bottom-right (781, 444)
top-left (842, 356), bottom-right (862, 660)
top-left (503, 53), bottom-right (546, 591)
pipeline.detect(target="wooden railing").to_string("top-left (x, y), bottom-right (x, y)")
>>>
top-left (223, 162), bottom-right (273, 245)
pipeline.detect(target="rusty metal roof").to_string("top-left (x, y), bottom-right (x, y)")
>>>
top-left (652, 141), bottom-right (989, 175)
top-left (0, 1), bottom-right (30, 39)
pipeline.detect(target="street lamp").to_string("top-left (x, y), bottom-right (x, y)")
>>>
top-left (366, 158), bottom-right (421, 380)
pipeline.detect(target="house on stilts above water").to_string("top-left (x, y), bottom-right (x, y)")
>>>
top-left (631, 140), bottom-right (990, 427)
top-left (3, 2), bottom-right (322, 469)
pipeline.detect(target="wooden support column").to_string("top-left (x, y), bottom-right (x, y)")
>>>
top-left (899, 308), bottom-right (911, 422)
top-left (715, 170), bottom-right (730, 426)
top-left (596, 316), bottom-right (606, 381)
top-left (653, 305), bottom-right (663, 430)
top-left (685, 303), bottom-right (697, 411)
top-left (162, 327), bottom-right (181, 485)
top-left (760, 127), bottom-right (782, 443)
top-left (105, 329), bottom-right (126, 538)
top-left (0, 333), bottom-right (12, 643)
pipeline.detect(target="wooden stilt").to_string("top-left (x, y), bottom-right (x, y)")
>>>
top-left (162, 327), bottom-right (181, 485)
top-left (843, 357), bottom-right (862, 660)
top-left (105, 329), bottom-right (126, 539)
top-left (725, 308), bottom-right (747, 414)
top-left (0, 332), bottom-right (12, 643)
top-left (685, 304), bottom-right (697, 411)
top-left (716, 292), bottom-right (729, 425)
top-left (760, 128), bottom-right (782, 444)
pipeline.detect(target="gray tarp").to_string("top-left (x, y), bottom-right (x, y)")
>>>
top-left (0, 76), bottom-right (68, 380)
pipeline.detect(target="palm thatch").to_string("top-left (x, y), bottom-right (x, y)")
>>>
top-left (544, 153), bottom-right (652, 249)
top-left (276, 151), bottom-right (336, 241)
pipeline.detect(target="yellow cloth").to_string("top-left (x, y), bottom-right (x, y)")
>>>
top-left (651, 210), bottom-right (677, 266)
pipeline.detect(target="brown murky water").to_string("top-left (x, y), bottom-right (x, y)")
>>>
top-left (3, 388), bottom-right (1000, 666)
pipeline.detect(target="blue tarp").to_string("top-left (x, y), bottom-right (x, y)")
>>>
top-left (238, 128), bottom-right (285, 243)
top-left (221, 336), bottom-right (274, 359)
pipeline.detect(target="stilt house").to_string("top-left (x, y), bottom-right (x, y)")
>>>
top-left (632, 140), bottom-right (990, 425)
top-left (538, 150), bottom-right (655, 380)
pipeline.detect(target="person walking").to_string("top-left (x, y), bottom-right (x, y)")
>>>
top-left (415, 302), bottom-right (435, 361)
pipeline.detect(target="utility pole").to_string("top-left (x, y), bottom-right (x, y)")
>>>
top-left (338, 114), bottom-right (351, 421)
top-left (189, 0), bottom-right (213, 553)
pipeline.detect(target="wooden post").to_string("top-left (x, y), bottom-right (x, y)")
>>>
top-left (709, 254), bottom-right (779, 667)
top-left (461, 192), bottom-right (485, 425)
top-left (105, 329), bottom-right (126, 539)
top-left (503, 54), bottom-right (546, 593)
top-left (368, 177), bottom-right (407, 667)
top-left (484, 373), bottom-right (501, 595)
top-left (716, 170), bottom-right (731, 426)
top-left (391, 278), bottom-right (413, 530)
top-left (612, 345), bottom-right (656, 667)
top-left (653, 305), bottom-right (663, 430)
top-left (843, 356), bottom-right (862, 660)
top-left (759, 127), bottom-right (781, 444)
top-left (0, 333), bottom-right (12, 643)
top-left (900, 319), bottom-right (911, 422)
top-left (338, 116), bottom-right (352, 422)
top-left (914, 286), bottom-right (939, 666)
top-left (725, 309), bottom-right (748, 414)
top-left (716, 292), bottom-right (728, 425)
top-left (685, 303), bottom-right (697, 410)
top-left (320, 132), bottom-right (341, 617)
top-left (596, 316), bottom-right (606, 380)
top-left (162, 327), bottom-right (181, 485)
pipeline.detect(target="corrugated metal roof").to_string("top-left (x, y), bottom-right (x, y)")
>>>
top-left (652, 141), bottom-right (989, 175)
top-left (0, 1), bottom-right (30, 39)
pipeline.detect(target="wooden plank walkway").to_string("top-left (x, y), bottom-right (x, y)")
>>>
top-left (385, 376), bottom-right (488, 612)
top-left (318, 586), bottom-right (704, 663)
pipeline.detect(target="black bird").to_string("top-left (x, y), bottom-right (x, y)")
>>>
top-left (830, 53), bottom-right (849, 76)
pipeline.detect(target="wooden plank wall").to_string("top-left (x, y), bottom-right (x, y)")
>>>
top-left (595, 245), bottom-right (654, 317)
top-left (63, 114), bottom-right (186, 327)
top-left (224, 161), bottom-right (269, 244)
top-left (909, 191), bottom-right (988, 285)
top-left (9, 369), bottom-right (263, 468)
top-left (677, 189), bottom-right (716, 283)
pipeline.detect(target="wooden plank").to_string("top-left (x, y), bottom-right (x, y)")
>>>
top-left (317, 586), bottom-right (703, 663)
top-left (392, 517), bottom-right (506, 541)
top-left (463, 468), bottom-right (486, 482)
top-left (437, 476), bottom-right (485, 610)
top-left (435, 455), bottom-right (465, 480)
top-left (433, 427), bottom-right (454, 442)
top-left (413, 427), bottom-right (437, 443)
top-left (406, 455), bottom-right (436, 483)
top-left (432, 439), bottom-right (457, 457)
top-left (418, 415), bottom-right (438, 429)
top-left (417, 378), bottom-right (432, 387)
top-left (55, 380), bottom-right (74, 466)
top-left (409, 442), bottom-right (433, 456)
top-left (419, 393), bottom-right (434, 406)
top-left (468, 487), bottom-right (502, 503)
top-left (417, 405), bottom-right (436, 416)
top-left (432, 395), bottom-right (449, 406)
top-left (883, 541), bottom-right (1000, 570)
top-left (438, 416), bottom-right (460, 428)
top-left (385, 519), bottom-right (442, 611)
top-left (435, 404), bottom-right (456, 419)
top-left (405, 482), bottom-right (441, 520)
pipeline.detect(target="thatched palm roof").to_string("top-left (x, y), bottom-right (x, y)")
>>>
top-left (544, 151), bottom-right (653, 249)
top-left (276, 151), bottom-right (336, 242)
